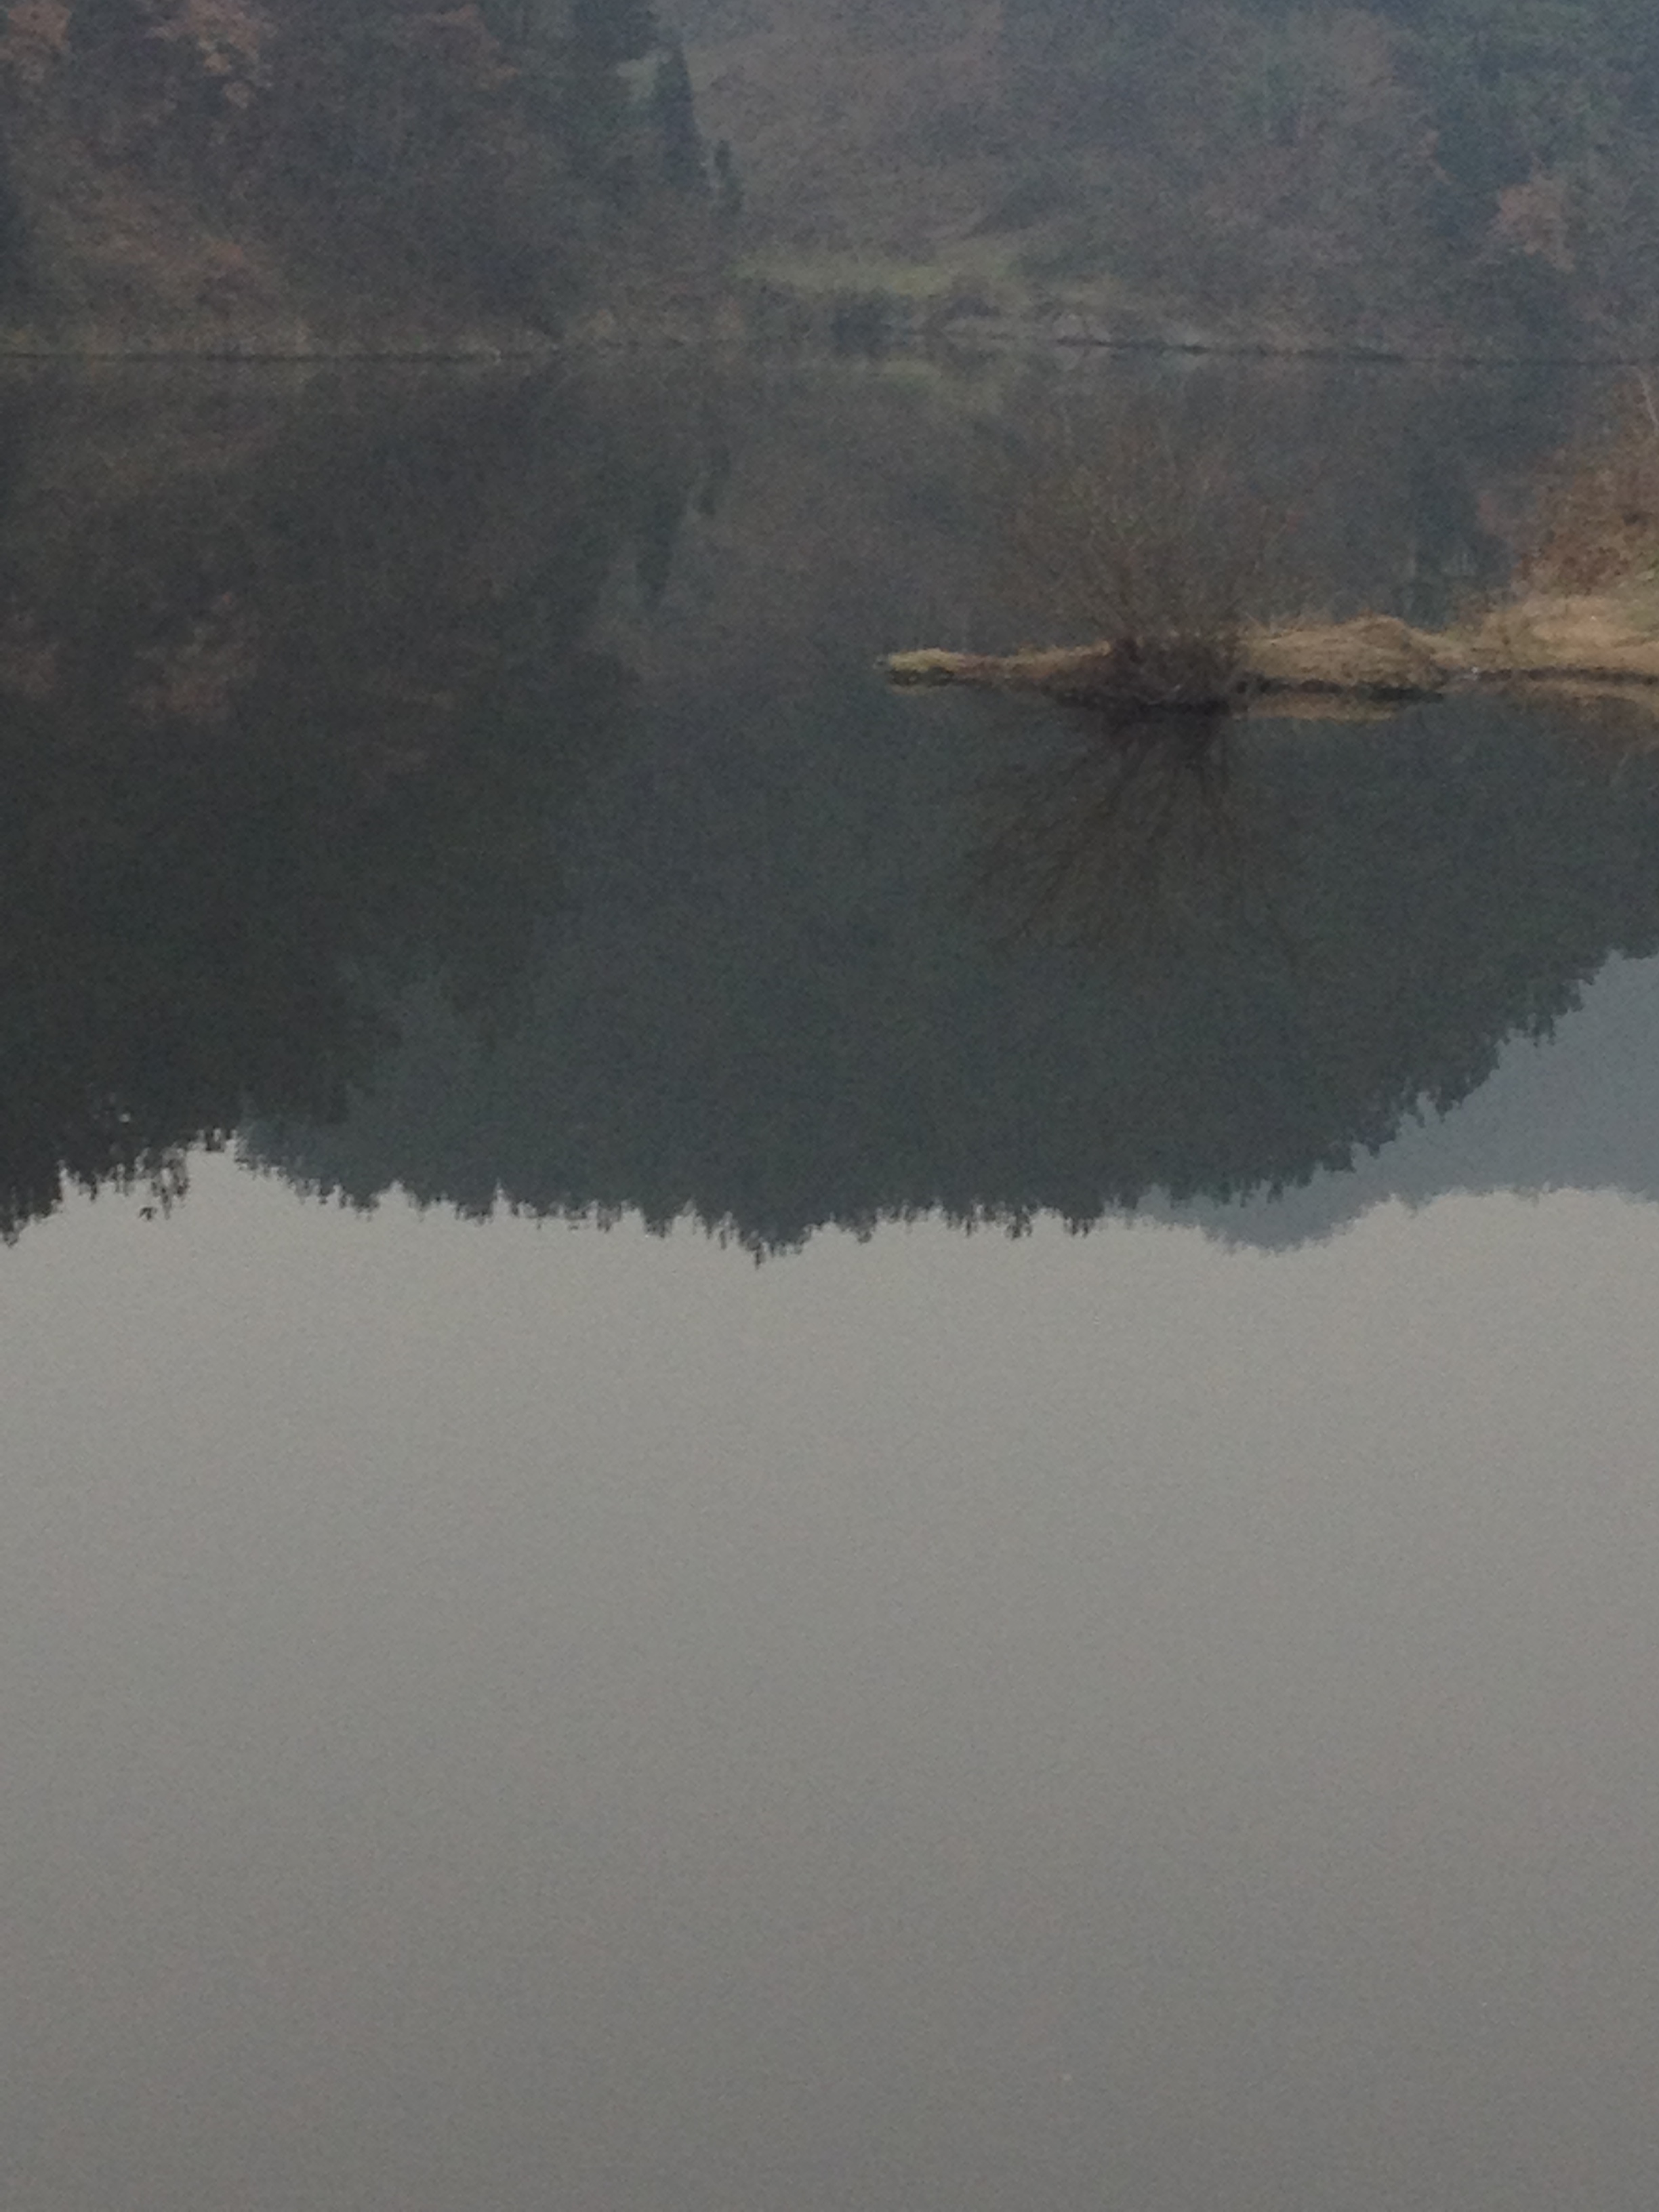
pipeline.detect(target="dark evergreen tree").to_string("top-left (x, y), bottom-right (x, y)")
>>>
top-left (652, 40), bottom-right (705, 192)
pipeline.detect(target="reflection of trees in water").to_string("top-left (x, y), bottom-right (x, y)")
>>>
top-left (0, 363), bottom-right (712, 1238)
top-left (245, 364), bottom-right (1659, 1250)
top-left (13, 357), bottom-right (1659, 1250)
top-left (968, 710), bottom-right (1292, 969)
top-left (258, 695), bottom-right (1659, 1252)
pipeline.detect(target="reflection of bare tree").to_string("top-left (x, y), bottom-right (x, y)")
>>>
top-left (968, 709), bottom-right (1292, 964)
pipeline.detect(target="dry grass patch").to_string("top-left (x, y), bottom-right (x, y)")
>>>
top-left (1454, 585), bottom-right (1659, 680)
top-left (889, 380), bottom-right (1659, 724)
top-left (1519, 381), bottom-right (1659, 594)
top-left (1244, 614), bottom-right (1453, 694)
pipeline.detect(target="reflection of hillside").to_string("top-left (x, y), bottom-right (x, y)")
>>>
top-left (245, 357), bottom-right (1659, 1246)
top-left (1141, 952), bottom-right (1659, 1249)
top-left (261, 682), bottom-right (1659, 1247)
top-left (5, 353), bottom-right (1651, 1248)
top-left (0, 363), bottom-right (708, 1236)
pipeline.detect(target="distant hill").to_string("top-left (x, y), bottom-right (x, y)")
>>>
top-left (669, 0), bottom-right (1659, 354)
top-left (0, 0), bottom-right (723, 351)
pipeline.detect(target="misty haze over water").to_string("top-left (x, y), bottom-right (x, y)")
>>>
top-left (5, 351), bottom-right (1659, 2211)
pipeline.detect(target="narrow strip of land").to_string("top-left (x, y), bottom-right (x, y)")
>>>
top-left (887, 596), bottom-right (1659, 713)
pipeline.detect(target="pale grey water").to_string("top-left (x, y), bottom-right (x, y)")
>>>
top-left (5, 1162), bottom-right (1659, 2209)
top-left (3, 354), bottom-right (1659, 2209)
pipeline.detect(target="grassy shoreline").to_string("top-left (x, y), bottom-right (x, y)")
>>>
top-left (888, 592), bottom-right (1659, 716)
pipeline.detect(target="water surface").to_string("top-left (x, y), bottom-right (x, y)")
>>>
top-left (3, 353), bottom-right (1658, 2211)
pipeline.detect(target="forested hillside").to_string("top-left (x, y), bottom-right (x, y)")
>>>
top-left (0, 0), bottom-right (722, 349)
top-left (672, 0), bottom-right (1659, 353)
top-left (7, 0), bottom-right (1643, 354)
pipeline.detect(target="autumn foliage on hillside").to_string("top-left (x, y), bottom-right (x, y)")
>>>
top-left (676, 0), bottom-right (1659, 352)
top-left (0, 0), bottom-right (717, 344)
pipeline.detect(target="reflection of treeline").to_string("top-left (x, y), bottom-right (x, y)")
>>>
top-left (262, 698), bottom-right (1659, 1250)
top-left (250, 356), bottom-right (1659, 1250)
top-left (2, 352), bottom-right (1635, 1247)
top-left (0, 362), bottom-right (709, 1237)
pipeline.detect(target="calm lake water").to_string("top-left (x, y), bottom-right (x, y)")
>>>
top-left (4, 352), bottom-right (1659, 2211)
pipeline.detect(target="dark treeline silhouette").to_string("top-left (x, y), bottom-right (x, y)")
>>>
top-left (259, 697), bottom-right (1659, 1247)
